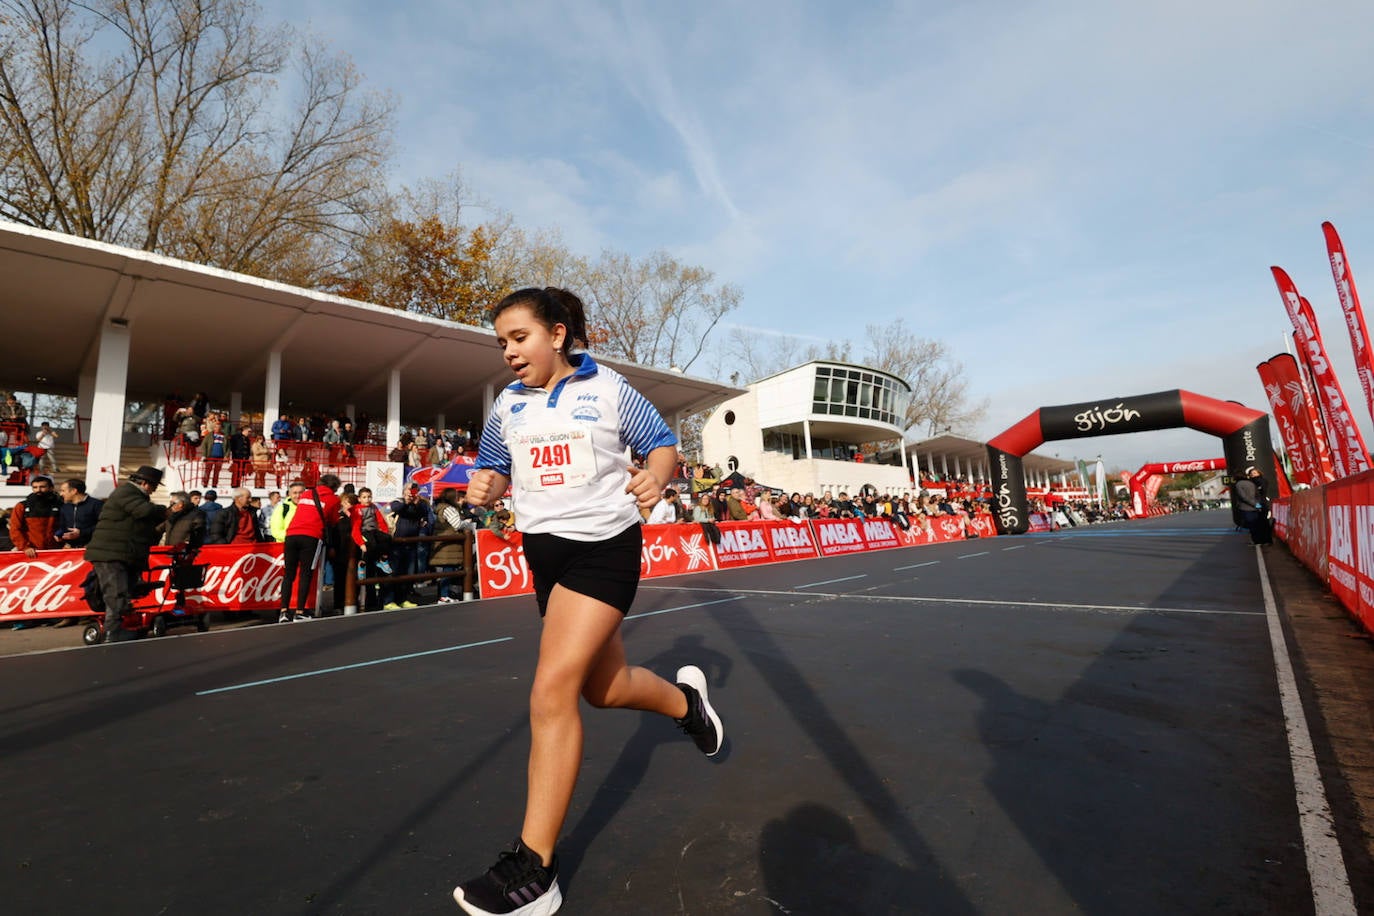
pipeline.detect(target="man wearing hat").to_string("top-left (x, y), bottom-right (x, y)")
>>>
top-left (1232, 465), bottom-right (1272, 546)
top-left (85, 466), bottom-right (168, 643)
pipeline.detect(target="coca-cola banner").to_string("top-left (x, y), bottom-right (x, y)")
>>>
top-left (0, 542), bottom-right (308, 624)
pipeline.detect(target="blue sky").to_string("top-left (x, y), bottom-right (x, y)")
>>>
top-left (273, 0), bottom-right (1374, 472)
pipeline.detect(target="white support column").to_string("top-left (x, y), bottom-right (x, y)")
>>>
top-left (386, 372), bottom-right (402, 448)
top-left (483, 384), bottom-right (496, 426)
top-left (436, 413), bottom-right (446, 435)
top-left (76, 373), bottom-right (96, 446)
top-left (87, 320), bottom-right (132, 498)
top-left (941, 453), bottom-right (949, 478)
top-left (954, 455), bottom-right (962, 479)
top-left (346, 403), bottom-right (356, 423)
top-left (262, 351), bottom-right (283, 439)
top-left (803, 419), bottom-right (813, 459)
top-left (229, 392), bottom-right (243, 432)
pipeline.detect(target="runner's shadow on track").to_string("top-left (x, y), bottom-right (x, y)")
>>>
top-left (699, 588), bottom-right (979, 915)
top-left (557, 633), bottom-right (733, 893)
top-left (759, 803), bottom-right (936, 914)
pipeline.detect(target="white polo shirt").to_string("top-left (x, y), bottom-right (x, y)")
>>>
top-left (476, 354), bottom-right (677, 541)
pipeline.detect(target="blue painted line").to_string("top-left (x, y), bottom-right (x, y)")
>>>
top-left (626, 596), bottom-right (744, 620)
top-left (795, 574), bottom-right (868, 589)
top-left (1045, 530), bottom-right (1238, 538)
top-left (894, 561), bottom-right (940, 570)
top-left (195, 637), bottom-right (514, 696)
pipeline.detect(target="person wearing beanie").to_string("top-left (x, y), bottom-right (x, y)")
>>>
top-left (84, 466), bottom-right (167, 643)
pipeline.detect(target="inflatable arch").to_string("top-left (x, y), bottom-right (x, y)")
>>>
top-left (987, 389), bottom-right (1278, 535)
top-left (1126, 458), bottom-right (1227, 517)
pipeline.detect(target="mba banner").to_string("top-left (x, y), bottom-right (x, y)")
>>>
top-left (1324, 221), bottom-right (1374, 429)
top-left (713, 519), bottom-right (821, 567)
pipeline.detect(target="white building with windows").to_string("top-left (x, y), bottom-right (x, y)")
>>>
top-left (700, 361), bottom-right (920, 496)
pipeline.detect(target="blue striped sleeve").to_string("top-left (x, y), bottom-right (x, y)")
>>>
top-left (617, 376), bottom-right (677, 454)
top-left (475, 397), bottom-right (513, 476)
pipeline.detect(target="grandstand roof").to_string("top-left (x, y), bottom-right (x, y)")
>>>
top-left (0, 222), bottom-right (740, 428)
top-left (910, 433), bottom-right (1078, 478)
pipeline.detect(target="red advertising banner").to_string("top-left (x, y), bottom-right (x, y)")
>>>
top-left (474, 529), bottom-right (531, 599)
top-left (898, 514), bottom-right (996, 544)
top-left (1285, 486), bottom-right (1329, 584)
top-left (1258, 357), bottom-right (1318, 487)
top-left (1324, 221), bottom-right (1374, 429)
top-left (1326, 482), bottom-right (1359, 616)
top-left (810, 517), bottom-right (911, 557)
top-left (474, 523), bottom-right (728, 598)
top-left (641, 524), bottom-right (720, 578)
top-left (1267, 353), bottom-right (1334, 485)
top-left (0, 542), bottom-right (304, 624)
top-left (1274, 266), bottom-right (1370, 477)
top-left (712, 520), bottom-right (782, 567)
top-left (1356, 474), bottom-right (1374, 633)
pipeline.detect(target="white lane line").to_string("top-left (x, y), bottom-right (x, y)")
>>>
top-left (956, 551), bottom-right (989, 559)
top-left (639, 585), bottom-right (1262, 617)
top-left (195, 637), bottom-right (514, 696)
top-left (1256, 547), bottom-right (1356, 916)
top-left (894, 561), bottom-right (940, 571)
top-left (625, 596), bottom-right (744, 620)
top-left (795, 574), bottom-right (868, 589)
top-left (1002, 545), bottom-right (1026, 551)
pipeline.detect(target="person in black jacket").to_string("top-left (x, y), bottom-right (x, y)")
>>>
top-left (56, 478), bottom-right (103, 549)
top-left (160, 491), bottom-right (206, 550)
top-left (85, 466), bottom-right (168, 643)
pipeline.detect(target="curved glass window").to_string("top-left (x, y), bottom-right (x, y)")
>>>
top-left (810, 365), bottom-right (908, 426)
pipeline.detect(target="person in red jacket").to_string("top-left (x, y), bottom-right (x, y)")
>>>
top-left (9, 475), bottom-right (61, 558)
top-left (278, 473), bottom-right (341, 622)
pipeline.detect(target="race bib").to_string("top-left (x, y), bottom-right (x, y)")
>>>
top-left (511, 426), bottom-right (597, 492)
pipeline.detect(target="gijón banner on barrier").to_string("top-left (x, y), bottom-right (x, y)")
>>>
top-left (475, 515), bottom-right (997, 598)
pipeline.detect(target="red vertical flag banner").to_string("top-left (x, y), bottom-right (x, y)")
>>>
top-left (1258, 357), bottom-right (1321, 487)
top-left (1323, 221), bottom-right (1374, 428)
top-left (1294, 331), bottom-right (1339, 482)
top-left (1272, 266), bottom-right (1371, 478)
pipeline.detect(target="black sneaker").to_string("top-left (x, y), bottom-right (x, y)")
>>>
top-left (453, 838), bottom-right (562, 915)
top-left (675, 665), bottom-right (724, 756)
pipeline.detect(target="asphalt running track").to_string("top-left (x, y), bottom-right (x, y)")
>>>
top-left (0, 511), bottom-right (1360, 915)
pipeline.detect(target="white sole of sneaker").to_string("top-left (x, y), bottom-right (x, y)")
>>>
top-left (453, 880), bottom-right (563, 915)
top-left (675, 664), bottom-right (724, 756)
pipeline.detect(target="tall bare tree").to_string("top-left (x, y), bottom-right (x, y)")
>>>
top-left (575, 249), bottom-right (740, 373)
top-left (859, 318), bottom-right (986, 437)
top-left (0, 0), bottom-right (394, 285)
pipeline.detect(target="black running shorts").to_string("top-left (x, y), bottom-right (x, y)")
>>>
top-left (520, 523), bottom-right (643, 617)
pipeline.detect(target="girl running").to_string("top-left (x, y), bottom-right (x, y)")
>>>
top-left (453, 287), bottom-right (723, 916)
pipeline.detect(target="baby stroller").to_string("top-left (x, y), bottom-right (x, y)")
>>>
top-left (81, 546), bottom-right (210, 645)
